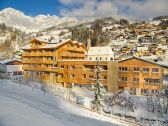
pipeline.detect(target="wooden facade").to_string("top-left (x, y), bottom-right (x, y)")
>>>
top-left (118, 57), bottom-right (166, 95)
top-left (22, 39), bottom-right (166, 95)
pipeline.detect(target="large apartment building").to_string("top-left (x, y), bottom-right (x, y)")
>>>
top-left (21, 38), bottom-right (167, 95)
top-left (118, 57), bottom-right (167, 95)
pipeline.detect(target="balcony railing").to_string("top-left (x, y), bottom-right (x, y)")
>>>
top-left (42, 60), bottom-right (53, 64)
top-left (22, 52), bottom-right (54, 57)
top-left (22, 65), bottom-right (57, 72)
top-left (62, 52), bottom-right (85, 58)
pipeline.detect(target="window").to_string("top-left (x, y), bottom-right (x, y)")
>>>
top-left (89, 75), bottom-right (94, 79)
top-left (102, 66), bottom-right (108, 70)
top-left (110, 57), bottom-right (113, 61)
top-left (96, 57), bottom-right (98, 60)
top-left (70, 65), bottom-right (75, 69)
top-left (89, 57), bottom-right (92, 60)
top-left (134, 67), bottom-right (139, 72)
top-left (61, 65), bottom-right (64, 69)
top-left (141, 89), bottom-right (144, 94)
top-left (59, 74), bottom-right (63, 78)
top-left (144, 78), bottom-right (149, 83)
top-left (13, 71), bottom-right (17, 75)
top-left (133, 78), bottom-right (139, 83)
top-left (144, 78), bottom-right (160, 85)
top-left (152, 68), bottom-right (158, 73)
top-left (83, 74), bottom-right (86, 78)
top-left (18, 71), bottom-right (23, 75)
top-left (155, 90), bottom-right (160, 96)
top-left (144, 89), bottom-right (148, 95)
top-left (154, 79), bottom-right (160, 84)
top-left (53, 64), bottom-right (57, 68)
top-left (100, 57), bottom-right (102, 60)
top-left (119, 67), bottom-right (128, 71)
top-left (104, 76), bottom-right (107, 79)
top-left (71, 74), bottom-right (75, 78)
top-left (143, 68), bottom-right (149, 72)
top-left (119, 77), bottom-right (127, 82)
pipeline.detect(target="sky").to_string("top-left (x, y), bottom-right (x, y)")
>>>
top-left (0, 0), bottom-right (168, 18)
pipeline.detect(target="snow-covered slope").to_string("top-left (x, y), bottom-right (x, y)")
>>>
top-left (0, 80), bottom-right (129, 126)
top-left (0, 8), bottom-right (78, 32)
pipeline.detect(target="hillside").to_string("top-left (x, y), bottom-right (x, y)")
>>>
top-left (0, 80), bottom-right (128, 126)
top-left (0, 23), bottom-right (33, 60)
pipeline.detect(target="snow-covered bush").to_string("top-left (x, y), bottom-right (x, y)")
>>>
top-left (0, 64), bottom-right (7, 79)
top-left (104, 90), bottom-right (136, 113)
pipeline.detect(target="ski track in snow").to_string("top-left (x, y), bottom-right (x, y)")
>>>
top-left (0, 80), bottom-right (128, 126)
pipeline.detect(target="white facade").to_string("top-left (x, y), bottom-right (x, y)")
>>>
top-left (6, 65), bottom-right (23, 76)
top-left (0, 58), bottom-right (23, 76)
top-left (137, 46), bottom-right (149, 52)
top-left (86, 47), bottom-right (114, 61)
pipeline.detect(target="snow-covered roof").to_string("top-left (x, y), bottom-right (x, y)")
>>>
top-left (20, 39), bottom-right (85, 50)
top-left (0, 58), bottom-right (21, 65)
top-left (20, 45), bottom-right (31, 50)
top-left (87, 47), bottom-right (114, 56)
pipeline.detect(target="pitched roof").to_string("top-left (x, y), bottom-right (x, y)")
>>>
top-left (20, 39), bottom-right (86, 50)
top-left (0, 58), bottom-right (21, 65)
top-left (118, 56), bottom-right (168, 68)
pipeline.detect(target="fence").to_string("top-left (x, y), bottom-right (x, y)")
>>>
top-left (9, 78), bottom-right (92, 109)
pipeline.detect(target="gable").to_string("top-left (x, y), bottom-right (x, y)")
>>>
top-left (5, 60), bottom-right (22, 65)
top-left (119, 57), bottom-right (167, 68)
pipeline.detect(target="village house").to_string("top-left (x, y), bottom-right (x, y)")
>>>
top-left (118, 57), bottom-right (168, 95)
top-left (0, 57), bottom-right (23, 78)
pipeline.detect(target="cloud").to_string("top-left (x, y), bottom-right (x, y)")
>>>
top-left (60, 0), bottom-right (118, 18)
top-left (116, 0), bottom-right (168, 18)
top-left (59, 0), bottom-right (83, 5)
top-left (59, 0), bottom-right (168, 18)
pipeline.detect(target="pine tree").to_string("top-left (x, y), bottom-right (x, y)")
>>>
top-left (92, 60), bottom-right (107, 112)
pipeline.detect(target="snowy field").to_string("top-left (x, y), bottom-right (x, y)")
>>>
top-left (0, 80), bottom-right (134, 126)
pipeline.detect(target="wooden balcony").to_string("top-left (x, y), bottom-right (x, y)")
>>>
top-left (62, 52), bottom-right (85, 58)
top-left (22, 65), bottom-right (57, 72)
top-left (22, 53), bottom-right (30, 57)
top-left (42, 52), bottom-right (54, 56)
top-left (82, 78), bottom-right (96, 84)
top-left (22, 59), bottom-right (42, 64)
top-left (22, 52), bottom-right (43, 57)
top-left (22, 51), bottom-right (55, 57)
top-left (41, 60), bottom-right (53, 64)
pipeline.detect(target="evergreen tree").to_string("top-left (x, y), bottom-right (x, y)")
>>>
top-left (92, 60), bottom-right (107, 112)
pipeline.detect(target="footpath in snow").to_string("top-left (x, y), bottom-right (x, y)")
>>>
top-left (0, 80), bottom-right (133, 126)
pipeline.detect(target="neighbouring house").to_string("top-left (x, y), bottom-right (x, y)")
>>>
top-left (21, 38), bottom-right (86, 83)
top-left (0, 57), bottom-right (23, 77)
top-left (86, 47), bottom-right (114, 61)
top-left (118, 57), bottom-right (168, 96)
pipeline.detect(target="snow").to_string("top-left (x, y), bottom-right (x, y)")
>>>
top-left (104, 91), bottom-right (168, 125)
top-left (0, 8), bottom-right (78, 32)
top-left (0, 80), bottom-right (130, 126)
